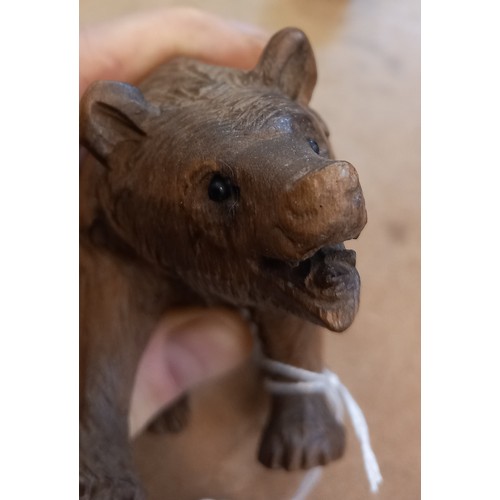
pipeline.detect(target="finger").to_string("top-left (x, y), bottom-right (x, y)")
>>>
top-left (80, 7), bottom-right (269, 96)
top-left (128, 308), bottom-right (252, 438)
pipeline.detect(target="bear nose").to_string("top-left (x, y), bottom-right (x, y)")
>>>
top-left (278, 161), bottom-right (367, 250)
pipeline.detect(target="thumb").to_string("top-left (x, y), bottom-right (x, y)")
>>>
top-left (129, 309), bottom-right (252, 438)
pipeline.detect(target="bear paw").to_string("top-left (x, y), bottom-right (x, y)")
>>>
top-left (147, 394), bottom-right (190, 434)
top-left (258, 392), bottom-right (345, 470)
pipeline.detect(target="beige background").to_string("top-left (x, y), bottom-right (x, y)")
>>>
top-left (80, 0), bottom-right (420, 498)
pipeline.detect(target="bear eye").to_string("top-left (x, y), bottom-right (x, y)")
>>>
top-left (308, 138), bottom-right (320, 154)
top-left (208, 174), bottom-right (233, 202)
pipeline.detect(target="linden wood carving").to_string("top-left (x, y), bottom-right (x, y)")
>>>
top-left (79, 27), bottom-right (367, 499)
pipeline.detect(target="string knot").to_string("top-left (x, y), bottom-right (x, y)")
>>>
top-left (261, 358), bottom-right (383, 495)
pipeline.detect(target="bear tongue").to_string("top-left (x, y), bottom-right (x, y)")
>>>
top-left (307, 246), bottom-right (357, 291)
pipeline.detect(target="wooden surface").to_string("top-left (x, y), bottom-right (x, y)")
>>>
top-left (80, 0), bottom-right (420, 498)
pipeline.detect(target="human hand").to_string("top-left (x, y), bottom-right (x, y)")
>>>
top-left (128, 309), bottom-right (252, 438)
top-left (80, 7), bottom-right (266, 438)
top-left (80, 6), bottom-right (268, 96)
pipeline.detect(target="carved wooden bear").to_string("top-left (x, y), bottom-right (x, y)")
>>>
top-left (80, 27), bottom-right (367, 499)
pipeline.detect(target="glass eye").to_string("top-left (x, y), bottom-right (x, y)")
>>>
top-left (308, 138), bottom-right (320, 154)
top-left (208, 174), bottom-right (232, 202)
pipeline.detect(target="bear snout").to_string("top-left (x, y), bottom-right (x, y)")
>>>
top-left (277, 161), bottom-right (367, 251)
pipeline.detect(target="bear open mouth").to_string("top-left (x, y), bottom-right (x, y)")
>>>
top-left (262, 243), bottom-right (361, 331)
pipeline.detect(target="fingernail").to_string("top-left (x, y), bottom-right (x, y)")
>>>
top-left (166, 312), bottom-right (252, 391)
top-left (228, 20), bottom-right (270, 40)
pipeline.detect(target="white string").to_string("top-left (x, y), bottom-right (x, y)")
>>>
top-left (262, 358), bottom-right (383, 495)
top-left (290, 467), bottom-right (323, 500)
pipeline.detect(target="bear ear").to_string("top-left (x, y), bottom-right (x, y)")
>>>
top-left (254, 27), bottom-right (317, 105)
top-left (80, 81), bottom-right (159, 167)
